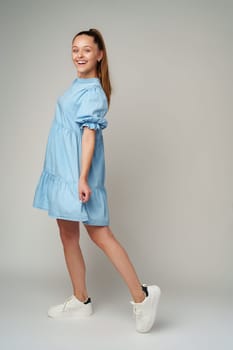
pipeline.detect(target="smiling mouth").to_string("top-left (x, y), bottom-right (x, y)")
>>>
top-left (76, 61), bottom-right (87, 65)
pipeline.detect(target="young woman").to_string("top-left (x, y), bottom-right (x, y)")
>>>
top-left (32, 28), bottom-right (161, 333)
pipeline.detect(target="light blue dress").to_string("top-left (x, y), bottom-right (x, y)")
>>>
top-left (32, 77), bottom-right (110, 226)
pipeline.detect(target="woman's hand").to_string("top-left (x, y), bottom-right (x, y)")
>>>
top-left (78, 177), bottom-right (92, 203)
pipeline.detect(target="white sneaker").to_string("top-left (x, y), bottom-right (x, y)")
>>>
top-left (47, 295), bottom-right (93, 319)
top-left (130, 284), bottom-right (161, 333)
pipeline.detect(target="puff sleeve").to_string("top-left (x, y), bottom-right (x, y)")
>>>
top-left (75, 86), bottom-right (108, 130)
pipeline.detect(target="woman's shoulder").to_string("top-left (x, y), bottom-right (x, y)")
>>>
top-left (79, 81), bottom-right (108, 107)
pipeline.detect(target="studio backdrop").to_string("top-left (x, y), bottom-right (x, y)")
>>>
top-left (0, 0), bottom-right (232, 296)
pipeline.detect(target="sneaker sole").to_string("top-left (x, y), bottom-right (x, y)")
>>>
top-left (48, 312), bottom-right (93, 319)
top-left (48, 308), bottom-right (93, 319)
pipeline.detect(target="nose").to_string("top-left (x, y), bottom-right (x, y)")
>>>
top-left (78, 50), bottom-right (83, 58)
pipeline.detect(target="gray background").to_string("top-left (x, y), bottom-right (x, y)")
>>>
top-left (0, 0), bottom-right (232, 349)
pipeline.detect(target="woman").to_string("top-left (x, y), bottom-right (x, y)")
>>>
top-left (32, 28), bottom-right (161, 333)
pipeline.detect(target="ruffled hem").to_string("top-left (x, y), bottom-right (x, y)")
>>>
top-left (32, 170), bottom-right (109, 225)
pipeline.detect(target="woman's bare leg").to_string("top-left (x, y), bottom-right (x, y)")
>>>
top-left (56, 218), bottom-right (88, 302)
top-left (84, 224), bottom-right (146, 303)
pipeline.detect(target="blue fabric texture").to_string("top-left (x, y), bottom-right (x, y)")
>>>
top-left (32, 77), bottom-right (110, 225)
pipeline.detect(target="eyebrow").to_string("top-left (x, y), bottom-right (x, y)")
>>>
top-left (72, 45), bottom-right (92, 48)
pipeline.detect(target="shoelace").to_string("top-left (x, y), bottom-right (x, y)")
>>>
top-left (62, 295), bottom-right (74, 311)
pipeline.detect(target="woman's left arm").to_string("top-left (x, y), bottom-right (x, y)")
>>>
top-left (78, 127), bottom-right (96, 203)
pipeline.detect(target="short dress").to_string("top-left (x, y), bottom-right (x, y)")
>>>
top-left (32, 77), bottom-right (110, 226)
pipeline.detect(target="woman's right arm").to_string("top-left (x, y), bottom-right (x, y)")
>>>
top-left (78, 127), bottom-right (96, 203)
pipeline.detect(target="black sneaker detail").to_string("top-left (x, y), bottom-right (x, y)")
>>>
top-left (141, 285), bottom-right (149, 297)
top-left (84, 297), bottom-right (91, 304)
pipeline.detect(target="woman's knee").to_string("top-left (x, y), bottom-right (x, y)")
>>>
top-left (56, 218), bottom-right (80, 245)
top-left (85, 225), bottom-right (115, 250)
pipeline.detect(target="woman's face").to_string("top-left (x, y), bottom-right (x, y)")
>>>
top-left (72, 35), bottom-right (103, 78)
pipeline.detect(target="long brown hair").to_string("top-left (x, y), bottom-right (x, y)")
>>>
top-left (72, 28), bottom-right (112, 106)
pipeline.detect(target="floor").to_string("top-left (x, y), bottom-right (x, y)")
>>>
top-left (1, 273), bottom-right (232, 350)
